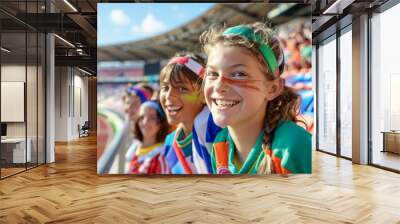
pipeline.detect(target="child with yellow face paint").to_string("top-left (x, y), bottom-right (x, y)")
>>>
top-left (159, 52), bottom-right (220, 174)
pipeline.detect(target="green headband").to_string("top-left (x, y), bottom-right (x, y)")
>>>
top-left (222, 25), bottom-right (280, 77)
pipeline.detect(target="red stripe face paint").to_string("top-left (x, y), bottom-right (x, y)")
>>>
top-left (219, 76), bottom-right (263, 91)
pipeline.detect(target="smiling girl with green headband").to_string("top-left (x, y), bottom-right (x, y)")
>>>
top-left (200, 23), bottom-right (311, 174)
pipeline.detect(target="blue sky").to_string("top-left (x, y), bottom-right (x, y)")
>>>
top-left (98, 3), bottom-right (215, 46)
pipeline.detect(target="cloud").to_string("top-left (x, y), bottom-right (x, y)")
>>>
top-left (132, 26), bottom-right (140, 33)
top-left (110, 9), bottom-right (130, 26)
top-left (131, 13), bottom-right (166, 35)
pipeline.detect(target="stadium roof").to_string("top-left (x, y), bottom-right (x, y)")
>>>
top-left (98, 3), bottom-right (311, 62)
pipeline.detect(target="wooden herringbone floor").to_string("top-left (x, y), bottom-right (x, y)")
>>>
top-left (1, 135), bottom-right (400, 223)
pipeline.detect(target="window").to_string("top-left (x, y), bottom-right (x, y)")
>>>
top-left (339, 28), bottom-right (352, 158)
top-left (317, 36), bottom-right (337, 154)
top-left (370, 3), bottom-right (400, 171)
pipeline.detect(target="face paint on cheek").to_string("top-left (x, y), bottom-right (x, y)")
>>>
top-left (220, 76), bottom-right (262, 91)
top-left (181, 92), bottom-right (201, 103)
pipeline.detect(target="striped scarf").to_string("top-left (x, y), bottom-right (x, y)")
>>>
top-left (212, 128), bottom-right (290, 175)
top-left (172, 126), bottom-right (194, 174)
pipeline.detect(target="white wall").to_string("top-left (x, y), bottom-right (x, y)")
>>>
top-left (1, 65), bottom-right (26, 81)
top-left (54, 67), bottom-right (89, 141)
top-left (1, 64), bottom-right (46, 163)
top-left (1, 82), bottom-right (25, 122)
top-left (55, 66), bottom-right (69, 141)
top-left (1, 65), bottom-right (33, 138)
top-left (73, 73), bottom-right (89, 137)
top-left (1, 65), bottom-right (26, 130)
